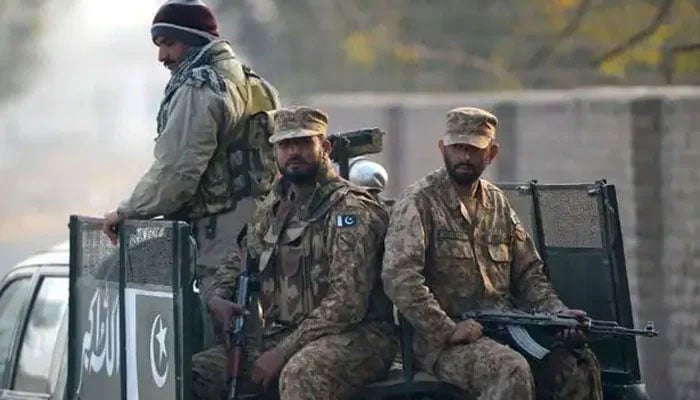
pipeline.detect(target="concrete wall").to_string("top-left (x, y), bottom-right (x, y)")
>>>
top-left (659, 96), bottom-right (700, 400)
top-left (306, 86), bottom-right (700, 400)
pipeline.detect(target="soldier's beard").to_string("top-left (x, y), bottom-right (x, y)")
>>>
top-left (444, 155), bottom-right (482, 186)
top-left (280, 159), bottom-right (322, 184)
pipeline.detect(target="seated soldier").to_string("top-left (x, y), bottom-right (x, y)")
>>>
top-left (192, 106), bottom-right (397, 400)
top-left (381, 107), bottom-right (603, 400)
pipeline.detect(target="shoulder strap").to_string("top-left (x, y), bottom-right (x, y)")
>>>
top-left (242, 65), bottom-right (281, 109)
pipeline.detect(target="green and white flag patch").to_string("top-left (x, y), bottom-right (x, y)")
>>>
top-left (336, 214), bottom-right (357, 228)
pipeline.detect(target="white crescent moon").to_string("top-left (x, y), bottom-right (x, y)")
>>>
top-left (149, 314), bottom-right (168, 388)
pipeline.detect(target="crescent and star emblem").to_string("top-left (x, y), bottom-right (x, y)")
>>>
top-left (336, 214), bottom-right (357, 227)
top-left (149, 314), bottom-right (169, 388)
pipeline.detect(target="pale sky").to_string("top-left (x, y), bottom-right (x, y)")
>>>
top-left (0, 0), bottom-right (171, 267)
top-left (79, 0), bottom-right (164, 34)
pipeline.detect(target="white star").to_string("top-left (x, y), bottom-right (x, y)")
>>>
top-left (149, 314), bottom-right (169, 388)
top-left (155, 317), bottom-right (168, 364)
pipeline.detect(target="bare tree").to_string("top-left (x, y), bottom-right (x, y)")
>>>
top-left (591, 0), bottom-right (675, 66)
top-left (526, 0), bottom-right (593, 68)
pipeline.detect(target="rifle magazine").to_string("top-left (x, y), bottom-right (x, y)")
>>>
top-left (506, 325), bottom-right (550, 360)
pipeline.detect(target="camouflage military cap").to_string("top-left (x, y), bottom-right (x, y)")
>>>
top-left (269, 106), bottom-right (329, 144)
top-left (443, 107), bottom-right (498, 149)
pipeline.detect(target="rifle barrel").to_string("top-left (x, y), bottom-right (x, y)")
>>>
top-left (461, 311), bottom-right (658, 337)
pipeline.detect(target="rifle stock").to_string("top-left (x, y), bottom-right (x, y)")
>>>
top-left (460, 310), bottom-right (658, 360)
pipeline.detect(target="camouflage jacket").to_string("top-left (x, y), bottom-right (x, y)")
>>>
top-left (211, 171), bottom-right (394, 361)
top-left (118, 41), bottom-right (268, 221)
top-left (381, 167), bottom-right (566, 370)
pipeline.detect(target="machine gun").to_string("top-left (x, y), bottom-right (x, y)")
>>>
top-left (460, 310), bottom-right (658, 360)
top-left (226, 249), bottom-right (259, 400)
top-left (329, 127), bottom-right (385, 179)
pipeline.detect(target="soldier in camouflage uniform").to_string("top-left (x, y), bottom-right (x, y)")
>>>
top-left (381, 107), bottom-right (603, 400)
top-left (192, 106), bottom-right (397, 399)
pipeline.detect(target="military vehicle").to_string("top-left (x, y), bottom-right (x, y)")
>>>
top-left (0, 129), bottom-right (658, 400)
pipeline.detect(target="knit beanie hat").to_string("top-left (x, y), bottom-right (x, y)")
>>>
top-left (151, 0), bottom-right (219, 46)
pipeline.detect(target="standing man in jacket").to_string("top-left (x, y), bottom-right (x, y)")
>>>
top-left (102, 0), bottom-right (280, 346)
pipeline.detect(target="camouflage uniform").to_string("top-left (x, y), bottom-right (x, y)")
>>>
top-left (381, 107), bottom-right (603, 400)
top-left (192, 107), bottom-right (397, 400)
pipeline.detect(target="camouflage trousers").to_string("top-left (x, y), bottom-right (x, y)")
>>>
top-left (432, 337), bottom-right (603, 400)
top-left (192, 322), bottom-right (397, 400)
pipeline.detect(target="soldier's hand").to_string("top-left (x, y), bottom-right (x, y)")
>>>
top-left (206, 296), bottom-right (244, 345)
top-left (556, 309), bottom-right (588, 347)
top-left (250, 347), bottom-right (286, 390)
top-left (448, 319), bottom-right (483, 345)
top-left (102, 211), bottom-right (123, 246)
top-left (559, 308), bottom-right (587, 322)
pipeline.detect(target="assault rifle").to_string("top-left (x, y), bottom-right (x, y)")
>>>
top-left (226, 249), bottom-right (259, 400)
top-left (460, 310), bottom-right (658, 360)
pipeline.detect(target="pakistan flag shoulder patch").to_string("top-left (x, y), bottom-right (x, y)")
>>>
top-left (336, 214), bottom-right (357, 228)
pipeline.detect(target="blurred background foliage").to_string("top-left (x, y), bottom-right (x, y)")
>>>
top-left (204, 0), bottom-right (700, 96)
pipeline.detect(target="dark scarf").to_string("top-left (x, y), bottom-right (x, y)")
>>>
top-left (155, 40), bottom-right (230, 137)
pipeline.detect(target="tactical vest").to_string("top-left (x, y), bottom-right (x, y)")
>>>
top-left (225, 66), bottom-right (281, 205)
top-left (179, 61), bottom-right (281, 221)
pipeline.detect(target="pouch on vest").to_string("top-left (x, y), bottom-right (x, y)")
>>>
top-left (226, 66), bottom-right (281, 204)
